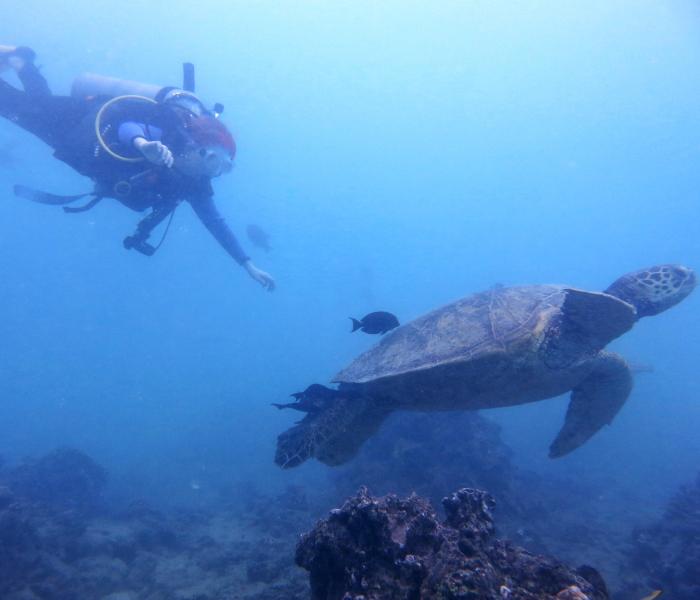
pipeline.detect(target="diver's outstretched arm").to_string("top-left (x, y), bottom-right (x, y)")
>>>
top-left (189, 194), bottom-right (276, 290)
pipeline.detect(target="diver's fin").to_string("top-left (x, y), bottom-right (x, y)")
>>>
top-left (350, 318), bottom-right (362, 332)
top-left (543, 289), bottom-right (636, 368)
top-left (13, 184), bottom-right (91, 206)
top-left (549, 352), bottom-right (632, 458)
top-left (0, 46), bottom-right (17, 73)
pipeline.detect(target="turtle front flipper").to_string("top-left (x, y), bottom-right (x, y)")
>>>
top-left (541, 289), bottom-right (637, 369)
top-left (549, 352), bottom-right (633, 458)
top-left (275, 396), bottom-right (390, 469)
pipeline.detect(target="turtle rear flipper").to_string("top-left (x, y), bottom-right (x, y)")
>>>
top-left (542, 289), bottom-right (636, 368)
top-left (549, 352), bottom-right (632, 458)
top-left (275, 396), bottom-right (389, 469)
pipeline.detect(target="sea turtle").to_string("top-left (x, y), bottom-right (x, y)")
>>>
top-left (275, 265), bottom-right (696, 469)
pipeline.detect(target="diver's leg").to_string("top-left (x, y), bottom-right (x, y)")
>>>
top-left (0, 78), bottom-right (61, 146)
top-left (0, 77), bottom-right (26, 117)
top-left (16, 61), bottom-right (51, 97)
top-left (0, 48), bottom-right (84, 149)
top-left (0, 46), bottom-right (49, 97)
top-left (0, 70), bottom-right (86, 149)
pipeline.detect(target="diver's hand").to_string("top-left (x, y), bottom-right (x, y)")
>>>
top-left (133, 138), bottom-right (174, 168)
top-left (244, 260), bottom-right (275, 291)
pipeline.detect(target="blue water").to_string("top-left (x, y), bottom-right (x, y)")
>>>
top-left (1, 1), bottom-right (699, 512)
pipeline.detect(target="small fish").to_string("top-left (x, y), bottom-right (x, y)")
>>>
top-left (290, 383), bottom-right (338, 402)
top-left (350, 311), bottom-right (399, 335)
top-left (272, 384), bottom-right (339, 413)
top-left (246, 224), bottom-right (271, 252)
top-left (640, 592), bottom-right (662, 600)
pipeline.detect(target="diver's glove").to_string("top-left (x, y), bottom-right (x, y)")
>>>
top-left (133, 138), bottom-right (174, 168)
top-left (243, 260), bottom-right (275, 291)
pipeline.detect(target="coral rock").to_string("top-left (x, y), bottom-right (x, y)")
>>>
top-left (297, 487), bottom-right (608, 600)
top-left (630, 472), bottom-right (700, 599)
top-left (8, 447), bottom-right (107, 512)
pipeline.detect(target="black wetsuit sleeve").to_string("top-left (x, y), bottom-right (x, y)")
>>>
top-left (189, 194), bottom-right (250, 265)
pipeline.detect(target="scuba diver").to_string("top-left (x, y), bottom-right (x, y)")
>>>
top-left (0, 45), bottom-right (275, 290)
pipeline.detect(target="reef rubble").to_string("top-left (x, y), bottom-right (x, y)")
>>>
top-left (296, 486), bottom-right (609, 600)
top-left (332, 412), bottom-right (515, 508)
top-left (629, 472), bottom-right (700, 600)
top-left (0, 448), bottom-right (310, 600)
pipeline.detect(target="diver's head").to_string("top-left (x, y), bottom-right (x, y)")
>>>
top-left (174, 114), bottom-right (236, 178)
top-left (604, 264), bottom-right (696, 318)
top-left (161, 89), bottom-right (208, 118)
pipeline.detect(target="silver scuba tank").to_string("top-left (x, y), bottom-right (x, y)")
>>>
top-left (71, 73), bottom-right (164, 100)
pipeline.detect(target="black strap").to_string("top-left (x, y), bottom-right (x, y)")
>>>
top-left (63, 195), bottom-right (103, 213)
top-left (123, 201), bottom-right (179, 256)
top-left (152, 208), bottom-right (176, 252)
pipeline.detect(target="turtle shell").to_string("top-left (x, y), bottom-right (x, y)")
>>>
top-left (334, 285), bottom-right (567, 384)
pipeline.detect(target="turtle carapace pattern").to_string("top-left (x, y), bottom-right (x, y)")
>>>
top-left (275, 265), bottom-right (695, 469)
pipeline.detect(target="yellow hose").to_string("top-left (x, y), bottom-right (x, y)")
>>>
top-left (94, 95), bottom-right (157, 162)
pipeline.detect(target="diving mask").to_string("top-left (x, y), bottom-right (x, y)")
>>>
top-left (175, 144), bottom-right (233, 178)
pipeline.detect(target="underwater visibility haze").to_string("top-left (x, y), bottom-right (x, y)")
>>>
top-left (0, 1), bottom-right (699, 598)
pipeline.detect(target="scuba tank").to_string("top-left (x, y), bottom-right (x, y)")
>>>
top-left (71, 65), bottom-right (219, 164)
top-left (67, 64), bottom-right (202, 169)
top-left (71, 61), bottom-right (197, 102)
top-left (71, 73), bottom-right (164, 100)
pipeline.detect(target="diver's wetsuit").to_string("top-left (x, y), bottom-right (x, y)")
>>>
top-left (0, 62), bottom-right (249, 263)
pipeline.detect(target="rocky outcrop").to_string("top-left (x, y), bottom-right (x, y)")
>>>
top-left (0, 450), bottom-right (310, 600)
top-left (297, 487), bottom-right (608, 600)
top-left (630, 473), bottom-right (700, 599)
top-left (7, 447), bottom-right (107, 512)
top-left (332, 412), bottom-right (515, 508)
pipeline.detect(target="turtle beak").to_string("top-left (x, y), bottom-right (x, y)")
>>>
top-left (674, 265), bottom-right (697, 291)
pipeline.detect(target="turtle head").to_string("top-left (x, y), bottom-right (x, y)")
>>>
top-left (604, 264), bottom-right (696, 319)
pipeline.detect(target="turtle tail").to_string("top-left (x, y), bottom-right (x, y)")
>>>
top-left (274, 395), bottom-right (389, 469)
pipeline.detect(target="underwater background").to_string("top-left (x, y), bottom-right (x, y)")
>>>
top-left (1, 2), bottom-right (699, 597)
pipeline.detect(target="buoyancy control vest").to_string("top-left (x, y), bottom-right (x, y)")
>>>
top-left (14, 63), bottom-right (219, 255)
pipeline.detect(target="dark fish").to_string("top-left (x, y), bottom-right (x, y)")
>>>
top-left (272, 384), bottom-right (339, 413)
top-left (350, 311), bottom-right (399, 335)
top-left (246, 224), bottom-right (271, 252)
top-left (290, 383), bottom-right (338, 402)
